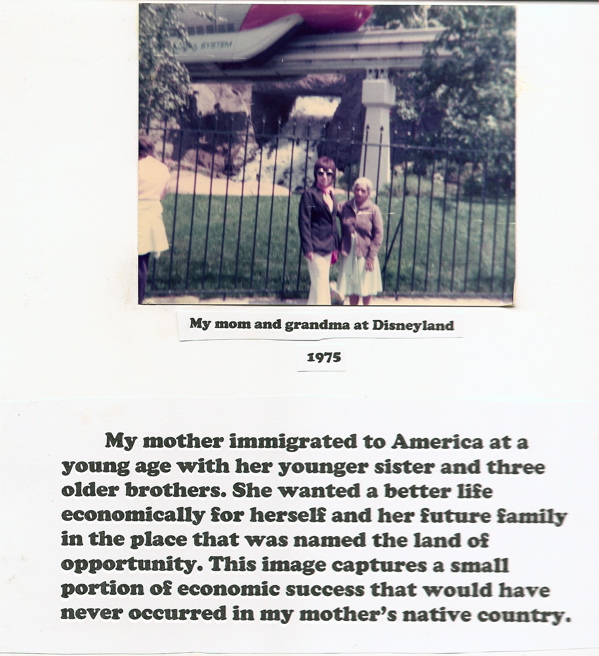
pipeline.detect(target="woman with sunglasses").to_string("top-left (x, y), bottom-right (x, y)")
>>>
top-left (337, 177), bottom-right (383, 305)
top-left (298, 156), bottom-right (341, 305)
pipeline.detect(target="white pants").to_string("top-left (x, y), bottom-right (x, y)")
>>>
top-left (306, 253), bottom-right (332, 305)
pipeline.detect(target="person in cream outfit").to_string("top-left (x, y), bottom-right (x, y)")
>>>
top-left (138, 135), bottom-right (170, 304)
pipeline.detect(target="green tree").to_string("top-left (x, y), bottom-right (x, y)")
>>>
top-left (139, 4), bottom-right (191, 126)
top-left (372, 5), bottom-right (515, 151)
top-left (419, 5), bottom-right (515, 150)
top-left (370, 5), bottom-right (439, 29)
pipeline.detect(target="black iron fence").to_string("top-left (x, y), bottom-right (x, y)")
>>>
top-left (144, 118), bottom-right (515, 302)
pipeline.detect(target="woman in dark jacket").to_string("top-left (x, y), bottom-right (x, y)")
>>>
top-left (298, 156), bottom-right (340, 305)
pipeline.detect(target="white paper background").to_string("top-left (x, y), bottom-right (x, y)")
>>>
top-left (0, 2), bottom-right (598, 656)
top-left (0, 398), bottom-right (597, 653)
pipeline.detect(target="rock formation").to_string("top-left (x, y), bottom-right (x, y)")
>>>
top-left (172, 72), bottom-right (369, 179)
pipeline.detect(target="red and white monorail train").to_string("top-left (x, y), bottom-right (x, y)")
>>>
top-left (176, 4), bottom-right (373, 65)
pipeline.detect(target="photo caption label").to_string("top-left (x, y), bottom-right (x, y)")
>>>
top-left (177, 309), bottom-right (463, 341)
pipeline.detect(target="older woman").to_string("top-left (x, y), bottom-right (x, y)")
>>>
top-left (138, 136), bottom-right (170, 304)
top-left (298, 156), bottom-right (340, 305)
top-left (337, 177), bottom-right (383, 305)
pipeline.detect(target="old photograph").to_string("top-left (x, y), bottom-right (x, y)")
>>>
top-left (139, 4), bottom-right (516, 306)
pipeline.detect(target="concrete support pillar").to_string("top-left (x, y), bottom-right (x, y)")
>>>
top-left (360, 69), bottom-right (395, 190)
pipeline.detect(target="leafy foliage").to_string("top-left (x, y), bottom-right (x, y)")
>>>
top-left (372, 5), bottom-right (515, 151)
top-left (369, 5), bottom-right (440, 29)
top-left (139, 4), bottom-right (191, 126)
top-left (420, 6), bottom-right (515, 150)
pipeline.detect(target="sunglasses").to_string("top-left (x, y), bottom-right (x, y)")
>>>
top-left (316, 168), bottom-right (334, 176)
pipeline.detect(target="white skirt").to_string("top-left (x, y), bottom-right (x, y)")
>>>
top-left (138, 199), bottom-right (169, 255)
top-left (337, 233), bottom-right (382, 298)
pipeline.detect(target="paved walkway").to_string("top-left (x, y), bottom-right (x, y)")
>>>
top-left (169, 171), bottom-right (290, 197)
top-left (145, 292), bottom-right (507, 307)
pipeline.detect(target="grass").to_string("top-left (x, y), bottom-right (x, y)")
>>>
top-left (378, 191), bottom-right (514, 298)
top-left (150, 186), bottom-right (514, 301)
top-left (153, 194), bottom-right (309, 296)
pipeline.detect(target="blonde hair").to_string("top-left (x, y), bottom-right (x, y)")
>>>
top-left (353, 177), bottom-right (373, 193)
